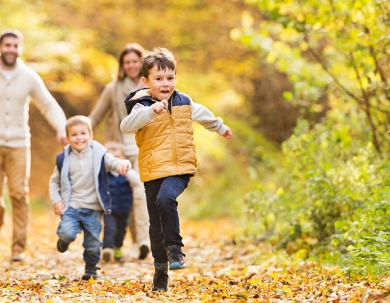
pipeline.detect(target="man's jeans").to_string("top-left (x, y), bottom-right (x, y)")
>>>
top-left (144, 174), bottom-right (190, 263)
top-left (0, 146), bottom-right (31, 254)
top-left (57, 207), bottom-right (103, 266)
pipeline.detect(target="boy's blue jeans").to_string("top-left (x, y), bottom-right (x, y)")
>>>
top-left (144, 174), bottom-right (191, 263)
top-left (57, 207), bottom-right (103, 266)
top-left (103, 213), bottom-right (129, 249)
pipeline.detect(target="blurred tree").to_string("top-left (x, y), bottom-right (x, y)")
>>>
top-left (0, 0), bottom-right (289, 214)
top-left (233, 0), bottom-right (390, 154)
top-left (28, 0), bottom-right (299, 143)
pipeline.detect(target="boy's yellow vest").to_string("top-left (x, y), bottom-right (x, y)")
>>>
top-left (135, 94), bottom-right (198, 182)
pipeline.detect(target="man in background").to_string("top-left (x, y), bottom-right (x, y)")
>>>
top-left (0, 29), bottom-right (67, 262)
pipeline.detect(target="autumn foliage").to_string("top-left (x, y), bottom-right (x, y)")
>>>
top-left (1, 211), bottom-right (390, 302)
top-left (1, 0), bottom-right (390, 292)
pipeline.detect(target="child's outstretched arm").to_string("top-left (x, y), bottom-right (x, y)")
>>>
top-left (125, 169), bottom-right (143, 187)
top-left (191, 100), bottom-right (232, 138)
top-left (104, 152), bottom-right (131, 175)
top-left (117, 159), bottom-right (130, 175)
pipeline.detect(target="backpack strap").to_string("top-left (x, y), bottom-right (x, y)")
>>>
top-left (56, 153), bottom-right (65, 174)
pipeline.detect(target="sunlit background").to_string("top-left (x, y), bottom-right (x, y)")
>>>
top-left (2, 0), bottom-right (390, 276)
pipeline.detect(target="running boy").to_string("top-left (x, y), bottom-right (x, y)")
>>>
top-left (49, 115), bottom-right (130, 280)
top-left (101, 141), bottom-right (144, 263)
top-left (120, 47), bottom-right (232, 291)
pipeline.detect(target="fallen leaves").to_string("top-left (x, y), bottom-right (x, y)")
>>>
top-left (0, 212), bottom-right (389, 302)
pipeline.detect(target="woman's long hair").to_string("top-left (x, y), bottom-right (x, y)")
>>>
top-left (117, 43), bottom-right (146, 80)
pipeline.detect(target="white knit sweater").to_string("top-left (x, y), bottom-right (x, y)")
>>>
top-left (0, 58), bottom-right (67, 148)
top-left (88, 77), bottom-right (143, 157)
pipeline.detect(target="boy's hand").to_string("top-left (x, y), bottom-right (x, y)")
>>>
top-left (152, 99), bottom-right (168, 114)
top-left (53, 202), bottom-right (65, 218)
top-left (56, 131), bottom-right (68, 146)
top-left (222, 128), bottom-right (233, 139)
top-left (117, 160), bottom-right (130, 175)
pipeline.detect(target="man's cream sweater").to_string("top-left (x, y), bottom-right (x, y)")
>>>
top-left (0, 58), bottom-right (66, 148)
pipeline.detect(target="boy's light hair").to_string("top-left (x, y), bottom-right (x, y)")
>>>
top-left (65, 115), bottom-right (92, 136)
top-left (141, 47), bottom-right (176, 79)
top-left (104, 141), bottom-right (126, 158)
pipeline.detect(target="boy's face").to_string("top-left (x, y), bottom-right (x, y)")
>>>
top-left (107, 147), bottom-right (125, 159)
top-left (67, 124), bottom-right (93, 152)
top-left (142, 65), bottom-right (176, 101)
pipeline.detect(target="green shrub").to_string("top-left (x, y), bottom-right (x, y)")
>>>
top-left (245, 118), bottom-right (390, 275)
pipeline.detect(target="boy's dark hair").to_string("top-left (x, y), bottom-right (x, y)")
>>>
top-left (141, 47), bottom-right (176, 79)
top-left (117, 43), bottom-right (146, 80)
top-left (65, 115), bottom-right (93, 136)
top-left (0, 29), bottom-right (23, 44)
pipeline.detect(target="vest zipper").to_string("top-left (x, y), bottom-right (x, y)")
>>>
top-left (168, 97), bottom-right (178, 174)
top-left (151, 97), bottom-right (178, 174)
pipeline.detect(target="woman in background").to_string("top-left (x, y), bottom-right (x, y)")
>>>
top-left (88, 43), bottom-right (150, 260)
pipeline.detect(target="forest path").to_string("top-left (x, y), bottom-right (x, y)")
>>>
top-left (0, 211), bottom-right (388, 302)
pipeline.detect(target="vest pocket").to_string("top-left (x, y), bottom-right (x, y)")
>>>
top-left (147, 150), bottom-right (154, 173)
top-left (192, 148), bottom-right (199, 167)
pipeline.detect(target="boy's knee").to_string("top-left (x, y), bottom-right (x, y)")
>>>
top-left (85, 246), bottom-right (100, 257)
top-left (156, 195), bottom-right (177, 210)
top-left (57, 231), bottom-right (76, 243)
top-left (57, 226), bottom-right (77, 243)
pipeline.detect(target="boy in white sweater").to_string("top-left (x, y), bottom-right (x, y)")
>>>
top-left (49, 115), bottom-right (130, 280)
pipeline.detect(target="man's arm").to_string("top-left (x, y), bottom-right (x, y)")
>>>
top-left (29, 72), bottom-right (67, 144)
